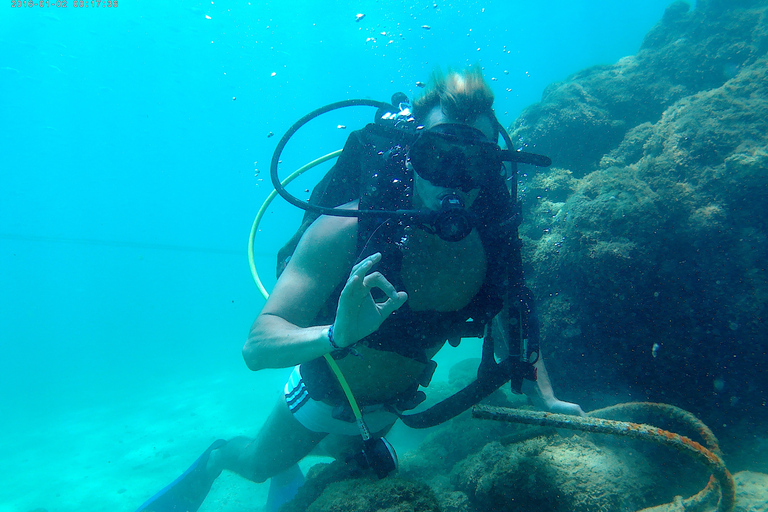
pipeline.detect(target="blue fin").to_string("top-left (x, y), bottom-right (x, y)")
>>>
top-left (135, 439), bottom-right (227, 512)
top-left (266, 464), bottom-right (305, 512)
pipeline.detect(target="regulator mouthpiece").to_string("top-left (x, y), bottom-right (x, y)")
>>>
top-left (427, 193), bottom-right (475, 242)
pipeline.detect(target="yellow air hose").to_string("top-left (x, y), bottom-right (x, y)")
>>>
top-left (248, 148), bottom-right (366, 432)
top-left (248, 150), bottom-right (342, 297)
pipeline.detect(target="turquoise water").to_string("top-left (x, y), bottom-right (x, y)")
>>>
top-left (2, 1), bottom-right (680, 511)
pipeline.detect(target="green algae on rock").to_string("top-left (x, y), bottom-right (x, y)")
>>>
top-left (511, 2), bottom-right (768, 438)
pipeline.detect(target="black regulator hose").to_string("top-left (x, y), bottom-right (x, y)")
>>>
top-left (269, 99), bottom-right (424, 219)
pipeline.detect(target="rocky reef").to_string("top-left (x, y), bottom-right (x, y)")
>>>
top-left (512, 0), bottom-right (768, 441)
top-left (281, 359), bottom-right (766, 512)
top-left (280, 462), bottom-right (441, 512)
top-left (285, 395), bottom-right (765, 512)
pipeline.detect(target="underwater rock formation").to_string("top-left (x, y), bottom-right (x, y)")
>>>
top-left (513, 0), bottom-right (768, 436)
top-left (733, 471), bottom-right (768, 512)
top-left (512, 0), bottom-right (768, 176)
top-left (280, 460), bottom-right (441, 512)
top-left (291, 432), bottom-right (764, 512)
top-left (398, 383), bottom-right (529, 487)
top-left (451, 435), bottom-right (706, 512)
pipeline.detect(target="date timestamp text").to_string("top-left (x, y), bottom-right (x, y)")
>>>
top-left (12, 0), bottom-right (119, 7)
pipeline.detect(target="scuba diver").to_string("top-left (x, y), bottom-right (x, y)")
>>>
top-left (135, 67), bottom-right (584, 512)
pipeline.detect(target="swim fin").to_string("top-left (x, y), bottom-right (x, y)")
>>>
top-left (265, 463), bottom-right (305, 512)
top-left (135, 439), bottom-right (227, 512)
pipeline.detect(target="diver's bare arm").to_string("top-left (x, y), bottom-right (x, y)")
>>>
top-left (244, 314), bottom-right (334, 371)
top-left (243, 214), bottom-right (357, 371)
top-left (243, 215), bottom-right (407, 371)
top-left (521, 358), bottom-right (554, 406)
top-left (522, 357), bottom-right (584, 416)
top-left (493, 304), bottom-right (583, 415)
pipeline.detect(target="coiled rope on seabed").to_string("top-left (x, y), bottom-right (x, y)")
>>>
top-left (472, 402), bottom-right (735, 512)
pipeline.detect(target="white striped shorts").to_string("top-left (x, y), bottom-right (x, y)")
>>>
top-left (284, 365), bottom-right (399, 436)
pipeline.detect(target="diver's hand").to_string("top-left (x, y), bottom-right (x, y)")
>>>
top-left (333, 252), bottom-right (408, 348)
top-left (545, 399), bottom-right (585, 417)
top-left (522, 378), bottom-right (585, 416)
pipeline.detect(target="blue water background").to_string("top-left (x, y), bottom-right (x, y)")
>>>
top-left (1, 1), bottom-right (683, 510)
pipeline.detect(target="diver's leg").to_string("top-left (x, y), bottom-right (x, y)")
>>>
top-left (213, 398), bottom-right (327, 512)
top-left (208, 397), bottom-right (327, 483)
top-left (135, 399), bottom-right (325, 512)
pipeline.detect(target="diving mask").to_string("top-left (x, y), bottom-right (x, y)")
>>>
top-left (408, 123), bottom-right (503, 192)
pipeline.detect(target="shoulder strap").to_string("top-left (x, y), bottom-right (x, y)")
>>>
top-left (276, 122), bottom-right (413, 278)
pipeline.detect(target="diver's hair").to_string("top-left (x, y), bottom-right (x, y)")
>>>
top-left (413, 67), bottom-right (495, 124)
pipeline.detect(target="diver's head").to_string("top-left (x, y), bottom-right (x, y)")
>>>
top-left (412, 66), bottom-right (496, 129)
top-left (409, 67), bottom-right (503, 211)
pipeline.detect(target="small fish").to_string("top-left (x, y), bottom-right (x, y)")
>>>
top-left (421, 25), bottom-right (431, 30)
top-left (267, 131), bottom-right (274, 138)
top-left (652, 343), bottom-right (660, 358)
top-left (356, 13), bottom-right (366, 22)
top-left (337, 124), bottom-right (347, 129)
top-left (416, 81), bottom-right (426, 88)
